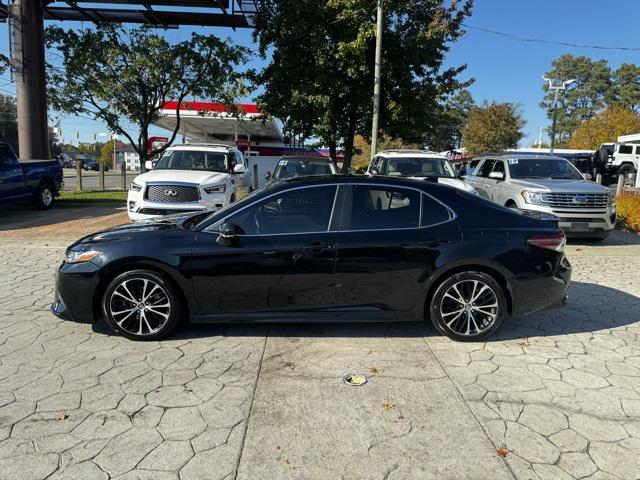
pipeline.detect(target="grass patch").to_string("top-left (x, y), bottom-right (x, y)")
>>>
top-left (58, 190), bottom-right (128, 204)
top-left (616, 195), bottom-right (640, 232)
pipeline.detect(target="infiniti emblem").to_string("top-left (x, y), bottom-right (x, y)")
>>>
top-left (164, 189), bottom-right (178, 197)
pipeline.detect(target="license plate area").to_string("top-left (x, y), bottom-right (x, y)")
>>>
top-left (570, 222), bottom-right (589, 231)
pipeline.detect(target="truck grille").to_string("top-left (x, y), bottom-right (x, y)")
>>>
top-left (145, 184), bottom-right (200, 203)
top-left (541, 193), bottom-right (609, 208)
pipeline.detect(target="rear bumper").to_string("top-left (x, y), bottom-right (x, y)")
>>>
top-left (510, 255), bottom-right (572, 316)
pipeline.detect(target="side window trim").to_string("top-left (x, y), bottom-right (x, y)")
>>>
top-left (205, 183), bottom-right (342, 236)
top-left (338, 182), bottom-right (456, 232)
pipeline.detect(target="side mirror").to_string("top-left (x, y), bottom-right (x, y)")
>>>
top-left (233, 164), bottom-right (246, 174)
top-left (216, 221), bottom-right (239, 247)
top-left (369, 167), bottom-right (379, 176)
top-left (264, 171), bottom-right (272, 181)
top-left (488, 171), bottom-right (505, 180)
top-left (583, 173), bottom-right (592, 181)
top-left (145, 160), bottom-right (154, 171)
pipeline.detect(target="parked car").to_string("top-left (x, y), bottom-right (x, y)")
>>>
top-left (53, 175), bottom-right (571, 341)
top-left (0, 142), bottom-right (63, 209)
top-left (265, 155), bottom-right (337, 182)
top-left (127, 143), bottom-right (252, 221)
top-left (464, 154), bottom-right (615, 239)
top-left (367, 149), bottom-right (478, 195)
top-left (81, 157), bottom-right (110, 172)
top-left (601, 141), bottom-right (639, 184)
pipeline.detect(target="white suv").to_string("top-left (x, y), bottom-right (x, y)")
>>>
top-left (127, 144), bottom-right (252, 221)
top-left (367, 149), bottom-right (478, 194)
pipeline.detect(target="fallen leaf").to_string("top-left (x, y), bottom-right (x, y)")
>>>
top-left (368, 367), bottom-right (380, 375)
top-left (576, 248), bottom-right (583, 252)
top-left (55, 413), bottom-right (68, 421)
top-left (517, 338), bottom-right (527, 346)
top-left (383, 402), bottom-right (396, 412)
top-left (496, 447), bottom-right (508, 458)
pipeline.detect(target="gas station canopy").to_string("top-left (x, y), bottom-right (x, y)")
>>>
top-left (154, 101), bottom-right (283, 145)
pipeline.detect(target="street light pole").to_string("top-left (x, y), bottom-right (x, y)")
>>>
top-left (370, 0), bottom-right (384, 158)
top-left (542, 76), bottom-right (576, 154)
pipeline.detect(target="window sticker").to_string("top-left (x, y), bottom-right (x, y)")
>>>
top-left (508, 159), bottom-right (519, 165)
top-left (279, 160), bottom-right (288, 166)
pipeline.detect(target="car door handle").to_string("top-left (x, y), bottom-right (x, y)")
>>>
top-left (303, 242), bottom-right (334, 253)
top-left (418, 236), bottom-right (447, 247)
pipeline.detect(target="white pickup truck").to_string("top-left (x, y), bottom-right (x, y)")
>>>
top-left (127, 143), bottom-right (252, 221)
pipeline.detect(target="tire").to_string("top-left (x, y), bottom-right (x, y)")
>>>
top-left (102, 269), bottom-right (182, 341)
top-left (33, 182), bottom-right (55, 210)
top-left (429, 271), bottom-right (506, 341)
top-left (230, 193), bottom-right (237, 203)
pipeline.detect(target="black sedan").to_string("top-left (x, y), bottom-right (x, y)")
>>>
top-left (52, 176), bottom-right (571, 341)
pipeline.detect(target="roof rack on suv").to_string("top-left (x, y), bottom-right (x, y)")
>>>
top-left (379, 149), bottom-right (438, 154)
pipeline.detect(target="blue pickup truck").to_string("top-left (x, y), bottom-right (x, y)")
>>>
top-left (0, 143), bottom-right (63, 209)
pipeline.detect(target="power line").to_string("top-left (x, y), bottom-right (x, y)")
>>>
top-left (462, 23), bottom-right (640, 52)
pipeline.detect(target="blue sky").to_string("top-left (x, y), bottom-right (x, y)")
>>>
top-left (0, 0), bottom-right (637, 147)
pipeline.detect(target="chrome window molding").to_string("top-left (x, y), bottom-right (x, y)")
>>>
top-left (202, 181), bottom-right (457, 237)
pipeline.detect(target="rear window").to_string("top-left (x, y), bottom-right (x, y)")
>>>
top-left (421, 195), bottom-right (452, 226)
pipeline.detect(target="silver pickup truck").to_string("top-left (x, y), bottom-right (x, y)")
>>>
top-left (464, 154), bottom-right (616, 239)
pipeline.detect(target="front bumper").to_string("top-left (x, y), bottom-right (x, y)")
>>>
top-left (51, 261), bottom-right (102, 324)
top-left (520, 204), bottom-right (615, 236)
top-left (127, 190), bottom-right (228, 221)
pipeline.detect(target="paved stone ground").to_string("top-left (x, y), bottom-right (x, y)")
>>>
top-left (0, 210), bottom-right (639, 479)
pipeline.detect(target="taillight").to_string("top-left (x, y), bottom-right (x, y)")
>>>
top-left (527, 232), bottom-right (566, 252)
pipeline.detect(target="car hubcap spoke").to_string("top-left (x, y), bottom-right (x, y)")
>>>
top-left (109, 277), bottom-right (171, 336)
top-left (440, 279), bottom-right (499, 336)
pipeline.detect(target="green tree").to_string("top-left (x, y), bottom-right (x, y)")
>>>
top-left (540, 54), bottom-right (611, 143)
top-left (568, 105), bottom-right (640, 150)
top-left (609, 63), bottom-right (640, 113)
top-left (427, 88), bottom-right (475, 151)
top-left (462, 102), bottom-right (525, 156)
top-left (46, 25), bottom-right (247, 172)
top-left (100, 141), bottom-right (114, 165)
top-left (77, 142), bottom-right (104, 159)
top-left (252, 0), bottom-right (473, 172)
top-left (0, 94), bottom-right (18, 153)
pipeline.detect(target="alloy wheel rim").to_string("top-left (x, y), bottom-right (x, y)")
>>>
top-left (440, 280), bottom-right (498, 336)
top-left (109, 278), bottom-right (171, 336)
top-left (42, 187), bottom-right (53, 206)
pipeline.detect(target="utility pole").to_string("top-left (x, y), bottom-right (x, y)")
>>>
top-left (370, 0), bottom-right (383, 157)
top-left (542, 76), bottom-right (576, 154)
top-left (9, 0), bottom-right (49, 160)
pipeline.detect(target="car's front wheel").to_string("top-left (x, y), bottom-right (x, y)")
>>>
top-left (429, 271), bottom-right (506, 341)
top-left (102, 270), bottom-right (181, 341)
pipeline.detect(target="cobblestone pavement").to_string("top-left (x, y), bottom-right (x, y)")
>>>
top-left (0, 224), bottom-right (639, 479)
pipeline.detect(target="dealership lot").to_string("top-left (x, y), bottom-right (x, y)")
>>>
top-left (0, 211), bottom-right (639, 479)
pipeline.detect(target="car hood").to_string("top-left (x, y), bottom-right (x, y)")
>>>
top-left (134, 169), bottom-right (228, 185)
top-left (70, 214), bottom-right (192, 247)
top-left (408, 176), bottom-right (478, 194)
top-left (509, 178), bottom-right (609, 193)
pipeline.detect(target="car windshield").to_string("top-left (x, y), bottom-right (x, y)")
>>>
top-left (154, 150), bottom-right (228, 172)
top-left (508, 158), bottom-right (583, 180)
top-left (274, 159), bottom-right (337, 179)
top-left (385, 157), bottom-right (455, 178)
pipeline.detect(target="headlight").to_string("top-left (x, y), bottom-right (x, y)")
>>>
top-left (203, 184), bottom-right (226, 194)
top-left (608, 192), bottom-right (616, 207)
top-left (521, 190), bottom-right (546, 205)
top-left (64, 250), bottom-right (100, 264)
top-left (130, 181), bottom-right (142, 192)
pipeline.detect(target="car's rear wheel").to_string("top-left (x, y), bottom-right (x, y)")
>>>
top-left (429, 271), bottom-right (506, 341)
top-left (619, 164), bottom-right (636, 185)
top-left (34, 183), bottom-right (54, 209)
top-left (102, 270), bottom-right (181, 341)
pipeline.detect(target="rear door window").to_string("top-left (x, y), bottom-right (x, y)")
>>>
top-left (421, 194), bottom-right (452, 226)
top-left (619, 145), bottom-right (633, 155)
top-left (342, 185), bottom-right (420, 230)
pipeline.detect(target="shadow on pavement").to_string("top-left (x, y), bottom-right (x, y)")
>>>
top-left (567, 228), bottom-right (640, 247)
top-left (90, 280), bottom-right (639, 342)
top-left (0, 203), bottom-right (127, 233)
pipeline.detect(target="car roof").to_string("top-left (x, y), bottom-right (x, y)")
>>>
top-left (377, 150), bottom-right (446, 159)
top-left (167, 143), bottom-right (235, 152)
top-left (275, 174), bottom-right (450, 192)
top-left (476, 154), bottom-right (569, 161)
top-left (280, 155), bottom-right (334, 162)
